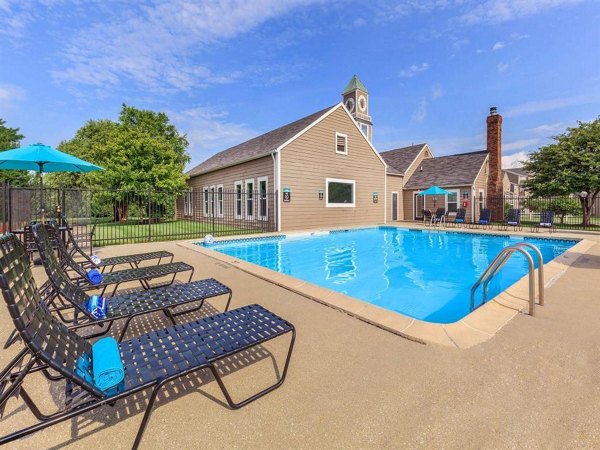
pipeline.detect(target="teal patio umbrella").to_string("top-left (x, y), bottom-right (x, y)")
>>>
top-left (418, 185), bottom-right (452, 208)
top-left (0, 143), bottom-right (103, 219)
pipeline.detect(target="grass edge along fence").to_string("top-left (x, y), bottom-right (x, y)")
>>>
top-left (0, 184), bottom-right (278, 247)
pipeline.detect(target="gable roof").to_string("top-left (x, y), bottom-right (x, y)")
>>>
top-left (186, 104), bottom-right (338, 177)
top-left (404, 150), bottom-right (489, 189)
top-left (380, 144), bottom-right (427, 175)
top-left (504, 167), bottom-right (529, 177)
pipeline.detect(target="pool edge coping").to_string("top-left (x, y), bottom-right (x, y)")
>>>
top-left (177, 227), bottom-right (595, 349)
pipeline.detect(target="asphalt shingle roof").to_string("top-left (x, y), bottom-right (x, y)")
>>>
top-left (403, 150), bottom-right (489, 189)
top-left (186, 104), bottom-right (338, 177)
top-left (380, 144), bottom-right (426, 175)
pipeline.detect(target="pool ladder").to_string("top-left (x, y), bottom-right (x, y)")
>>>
top-left (470, 242), bottom-right (544, 316)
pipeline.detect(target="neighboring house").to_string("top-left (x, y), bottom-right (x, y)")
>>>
top-left (503, 167), bottom-right (530, 198)
top-left (380, 107), bottom-right (503, 223)
top-left (182, 75), bottom-right (505, 229)
top-left (183, 78), bottom-right (386, 232)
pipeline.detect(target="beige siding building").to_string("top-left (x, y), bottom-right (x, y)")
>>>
top-left (182, 76), bottom-right (505, 231)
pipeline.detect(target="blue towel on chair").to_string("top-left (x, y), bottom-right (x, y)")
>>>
top-left (86, 295), bottom-right (108, 319)
top-left (87, 269), bottom-right (103, 285)
top-left (92, 337), bottom-right (125, 395)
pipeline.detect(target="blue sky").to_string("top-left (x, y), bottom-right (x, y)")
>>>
top-left (1, 0), bottom-right (598, 170)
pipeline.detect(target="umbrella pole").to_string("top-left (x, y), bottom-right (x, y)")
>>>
top-left (39, 164), bottom-right (45, 223)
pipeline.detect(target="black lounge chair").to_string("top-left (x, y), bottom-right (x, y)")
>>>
top-left (533, 210), bottom-right (556, 233)
top-left (431, 208), bottom-right (446, 227)
top-left (33, 224), bottom-right (194, 297)
top-left (0, 233), bottom-right (295, 448)
top-left (31, 231), bottom-right (232, 340)
top-left (60, 215), bottom-right (174, 272)
top-left (499, 208), bottom-right (522, 231)
top-left (422, 209), bottom-right (433, 223)
top-left (450, 208), bottom-right (466, 227)
top-left (473, 208), bottom-right (492, 229)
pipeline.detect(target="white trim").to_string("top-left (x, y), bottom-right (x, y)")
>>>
top-left (276, 152), bottom-right (281, 231)
top-left (445, 188), bottom-right (460, 213)
top-left (257, 176), bottom-right (268, 221)
top-left (325, 177), bottom-right (355, 208)
top-left (216, 184), bottom-right (224, 218)
top-left (384, 166), bottom-right (387, 223)
top-left (234, 180), bottom-right (243, 219)
top-left (402, 144), bottom-right (431, 181)
top-left (478, 188), bottom-right (485, 215)
top-left (413, 191), bottom-right (423, 220)
top-left (244, 178), bottom-right (254, 219)
top-left (209, 185), bottom-right (216, 218)
top-left (473, 154), bottom-right (490, 186)
top-left (335, 132), bottom-right (348, 155)
top-left (202, 186), bottom-right (209, 217)
top-left (275, 103), bottom-right (341, 152)
top-left (391, 191), bottom-right (399, 221)
top-left (337, 103), bottom-right (387, 168)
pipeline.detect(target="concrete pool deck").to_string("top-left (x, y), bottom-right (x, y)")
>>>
top-left (180, 224), bottom-right (595, 349)
top-left (0, 227), bottom-right (599, 448)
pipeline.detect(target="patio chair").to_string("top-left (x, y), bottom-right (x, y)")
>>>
top-left (30, 231), bottom-right (232, 341)
top-left (473, 208), bottom-right (492, 229)
top-left (450, 208), bottom-right (466, 227)
top-left (431, 208), bottom-right (446, 227)
top-left (499, 208), bottom-right (522, 231)
top-left (33, 224), bottom-right (194, 297)
top-left (0, 233), bottom-right (295, 448)
top-left (59, 215), bottom-right (175, 272)
top-left (533, 210), bottom-right (556, 233)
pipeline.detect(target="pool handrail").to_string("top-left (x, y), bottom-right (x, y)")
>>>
top-left (470, 242), bottom-right (544, 316)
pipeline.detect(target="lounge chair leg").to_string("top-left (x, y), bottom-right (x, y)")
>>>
top-left (208, 328), bottom-right (296, 410)
top-left (2, 329), bottom-right (20, 350)
top-left (132, 382), bottom-right (166, 450)
top-left (162, 309), bottom-right (177, 326)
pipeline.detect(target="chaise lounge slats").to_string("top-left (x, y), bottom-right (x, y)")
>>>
top-left (0, 233), bottom-right (295, 448)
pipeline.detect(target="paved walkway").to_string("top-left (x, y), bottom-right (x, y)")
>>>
top-left (1, 232), bottom-right (599, 449)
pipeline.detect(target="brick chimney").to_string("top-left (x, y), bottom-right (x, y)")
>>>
top-left (486, 106), bottom-right (503, 197)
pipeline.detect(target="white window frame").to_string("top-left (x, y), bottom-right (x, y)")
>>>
top-left (391, 191), bottom-right (399, 221)
top-left (326, 177), bottom-right (355, 208)
top-left (209, 185), bottom-right (216, 217)
top-left (359, 123), bottom-right (369, 137)
top-left (245, 178), bottom-right (254, 219)
top-left (445, 189), bottom-right (460, 213)
top-left (203, 186), bottom-right (209, 217)
top-left (335, 132), bottom-right (348, 155)
top-left (234, 181), bottom-right (243, 219)
top-left (478, 189), bottom-right (485, 212)
top-left (217, 184), bottom-right (224, 218)
top-left (257, 176), bottom-right (268, 221)
top-left (184, 189), bottom-right (193, 217)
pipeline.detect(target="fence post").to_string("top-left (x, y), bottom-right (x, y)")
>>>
top-left (148, 188), bottom-right (152, 243)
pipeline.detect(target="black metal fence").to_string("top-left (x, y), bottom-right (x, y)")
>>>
top-left (0, 184), bottom-right (278, 247)
top-left (474, 194), bottom-right (600, 230)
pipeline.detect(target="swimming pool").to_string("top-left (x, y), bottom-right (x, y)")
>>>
top-left (203, 227), bottom-right (576, 324)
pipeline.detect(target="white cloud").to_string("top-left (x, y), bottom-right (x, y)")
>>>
top-left (502, 150), bottom-right (529, 168)
top-left (505, 95), bottom-right (599, 117)
top-left (431, 84), bottom-right (443, 99)
top-left (497, 62), bottom-right (509, 72)
top-left (169, 106), bottom-right (259, 169)
top-left (0, 83), bottom-right (25, 109)
top-left (400, 63), bottom-right (430, 78)
top-left (503, 138), bottom-right (540, 151)
top-left (46, 0), bottom-right (323, 91)
top-left (411, 99), bottom-right (428, 122)
top-left (492, 41), bottom-right (506, 51)
top-left (510, 32), bottom-right (529, 40)
top-left (530, 122), bottom-right (565, 135)
top-left (461, 0), bottom-right (583, 24)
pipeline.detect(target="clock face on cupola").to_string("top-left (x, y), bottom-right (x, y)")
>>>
top-left (341, 74), bottom-right (372, 141)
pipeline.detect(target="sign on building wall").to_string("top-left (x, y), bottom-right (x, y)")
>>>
top-left (283, 188), bottom-right (291, 203)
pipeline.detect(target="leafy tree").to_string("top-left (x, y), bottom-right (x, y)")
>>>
top-left (522, 197), bottom-right (580, 223)
top-left (523, 118), bottom-right (600, 226)
top-left (50, 105), bottom-right (190, 222)
top-left (0, 118), bottom-right (32, 186)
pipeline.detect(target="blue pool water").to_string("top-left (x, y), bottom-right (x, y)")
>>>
top-left (203, 227), bottom-right (576, 323)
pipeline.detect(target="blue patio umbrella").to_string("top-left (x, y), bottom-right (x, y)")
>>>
top-left (418, 185), bottom-right (452, 208)
top-left (0, 143), bottom-right (103, 219)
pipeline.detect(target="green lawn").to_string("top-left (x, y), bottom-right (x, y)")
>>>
top-left (93, 219), bottom-right (264, 246)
